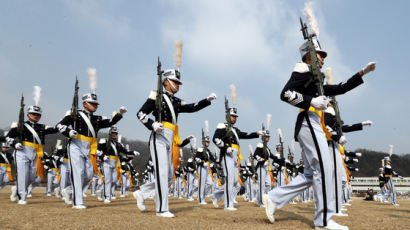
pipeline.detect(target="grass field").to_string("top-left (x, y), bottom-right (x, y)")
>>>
top-left (1, 186), bottom-right (409, 230)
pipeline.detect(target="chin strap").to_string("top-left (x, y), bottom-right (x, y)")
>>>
top-left (167, 79), bottom-right (178, 92)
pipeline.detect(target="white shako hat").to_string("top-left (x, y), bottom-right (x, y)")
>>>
top-left (299, 38), bottom-right (327, 61)
top-left (27, 105), bottom-right (42, 115)
top-left (163, 69), bottom-right (182, 85)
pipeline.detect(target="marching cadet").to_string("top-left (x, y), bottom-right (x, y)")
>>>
top-left (42, 151), bottom-right (60, 197)
top-left (383, 157), bottom-right (402, 206)
top-left (263, 17), bottom-right (376, 230)
top-left (374, 168), bottom-right (386, 202)
top-left (196, 135), bottom-right (217, 205)
top-left (53, 139), bottom-right (71, 201)
top-left (273, 144), bottom-right (286, 187)
top-left (173, 164), bottom-right (184, 199)
top-left (323, 69), bottom-right (373, 216)
top-left (0, 143), bottom-right (14, 191)
top-left (134, 62), bottom-right (216, 217)
top-left (211, 100), bottom-right (265, 210)
top-left (97, 126), bottom-right (137, 203)
top-left (8, 86), bottom-right (59, 204)
top-left (120, 146), bottom-right (139, 197)
top-left (185, 157), bottom-right (197, 201)
top-left (253, 132), bottom-right (275, 207)
top-left (56, 69), bottom-right (127, 209)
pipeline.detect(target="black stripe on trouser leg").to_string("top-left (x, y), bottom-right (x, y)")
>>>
top-left (68, 144), bottom-right (76, 205)
top-left (152, 133), bottom-right (163, 213)
top-left (14, 150), bottom-right (21, 200)
top-left (199, 166), bottom-right (202, 202)
top-left (331, 142), bottom-right (339, 213)
top-left (259, 166), bottom-right (262, 204)
top-left (223, 155), bottom-right (229, 208)
top-left (305, 113), bottom-right (328, 227)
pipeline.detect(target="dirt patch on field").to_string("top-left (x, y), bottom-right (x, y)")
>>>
top-left (0, 187), bottom-right (409, 230)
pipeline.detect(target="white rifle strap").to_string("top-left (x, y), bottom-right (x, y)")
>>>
top-left (110, 142), bottom-right (118, 156)
top-left (162, 94), bottom-right (177, 124)
top-left (0, 152), bottom-right (9, 164)
top-left (79, 111), bottom-right (96, 138)
top-left (231, 127), bottom-right (240, 145)
top-left (24, 123), bottom-right (42, 145)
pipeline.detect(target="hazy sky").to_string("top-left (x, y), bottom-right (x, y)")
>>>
top-left (1, 0), bottom-right (409, 161)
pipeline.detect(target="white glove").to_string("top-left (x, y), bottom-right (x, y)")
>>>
top-left (44, 165), bottom-right (49, 170)
top-left (353, 158), bottom-right (359, 163)
top-left (226, 147), bottom-right (233, 154)
top-left (362, 62), bottom-right (376, 75)
top-left (311, 96), bottom-right (329, 110)
top-left (207, 93), bottom-right (217, 101)
top-left (356, 152), bottom-right (362, 157)
top-left (53, 155), bottom-right (60, 161)
top-left (69, 130), bottom-right (78, 138)
top-left (210, 163), bottom-right (214, 168)
top-left (15, 143), bottom-right (23, 150)
top-left (152, 122), bottom-right (164, 133)
top-left (119, 106), bottom-right (127, 115)
top-left (60, 158), bottom-right (65, 163)
top-left (215, 138), bottom-right (224, 148)
top-left (274, 163), bottom-right (279, 168)
top-left (362, 120), bottom-right (373, 126)
top-left (133, 151), bottom-right (140, 157)
top-left (103, 155), bottom-right (109, 161)
top-left (96, 150), bottom-right (103, 156)
top-left (339, 135), bottom-right (347, 145)
top-left (264, 161), bottom-right (268, 167)
top-left (256, 130), bottom-right (266, 136)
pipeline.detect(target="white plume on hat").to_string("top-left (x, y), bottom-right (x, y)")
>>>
top-left (230, 84), bottom-right (237, 106)
top-left (277, 128), bottom-right (283, 139)
top-left (303, 2), bottom-right (320, 37)
top-left (87, 68), bottom-right (97, 93)
top-left (266, 114), bottom-right (272, 130)
top-left (205, 120), bottom-right (209, 135)
top-left (33, 86), bottom-right (42, 106)
top-left (389, 145), bottom-right (394, 157)
top-left (175, 40), bottom-right (183, 69)
top-left (325, 67), bottom-right (333, 84)
top-left (291, 139), bottom-right (295, 154)
top-left (118, 135), bottom-right (122, 143)
top-left (248, 144), bottom-right (254, 155)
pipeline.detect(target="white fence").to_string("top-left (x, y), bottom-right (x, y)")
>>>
top-left (350, 177), bottom-right (410, 194)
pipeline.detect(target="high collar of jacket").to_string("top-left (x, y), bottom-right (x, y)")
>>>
top-left (293, 62), bottom-right (310, 73)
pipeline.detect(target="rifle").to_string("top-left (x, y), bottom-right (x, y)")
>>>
top-left (17, 94), bottom-right (25, 142)
top-left (261, 124), bottom-right (268, 159)
top-left (106, 126), bottom-right (113, 155)
top-left (224, 97), bottom-right (233, 148)
top-left (278, 129), bottom-right (284, 159)
top-left (71, 77), bottom-right (79, 130)
top-left (300, 18), bottom-right (325, 96)
top-left (326, 68), bottom-right (344, 137)
top-left (155, 57), bottom-right (163, 123)
top-left (201, 129), bottom-right (208, 164)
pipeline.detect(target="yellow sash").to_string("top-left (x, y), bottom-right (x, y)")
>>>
top-left (73, 134), bottom-right (100, 176)
top-left (0, 163), bottom-right (14, 181)
top-left (208, 162), bottom-right (215, 182)
top-left (108, 155), bottom-right (122, 184)
top-left (52, 168), bottom-right (60, 182)
top-left (339, 144), bottom-right (350, 182)
top-left (127, 171), bottom-right (133, 187)
top-left (229, 144), bottom-right (244, 186)
top-left (23, 141), bottom-right (45, 180)
top-left (300, 107), bottom-right (332, 140)
top-left (162, 122), bottom-right (182, 172)
top-left (183, 177), bottom-right (186, 187)
top-left (285, 167), bottom-right (289, 185)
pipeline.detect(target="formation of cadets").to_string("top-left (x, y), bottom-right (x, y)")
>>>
top-left (0, 9), bottom-right (404, 230)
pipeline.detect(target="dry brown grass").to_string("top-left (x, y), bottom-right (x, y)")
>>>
top-left (0, 186), bottom-right (409, 230)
